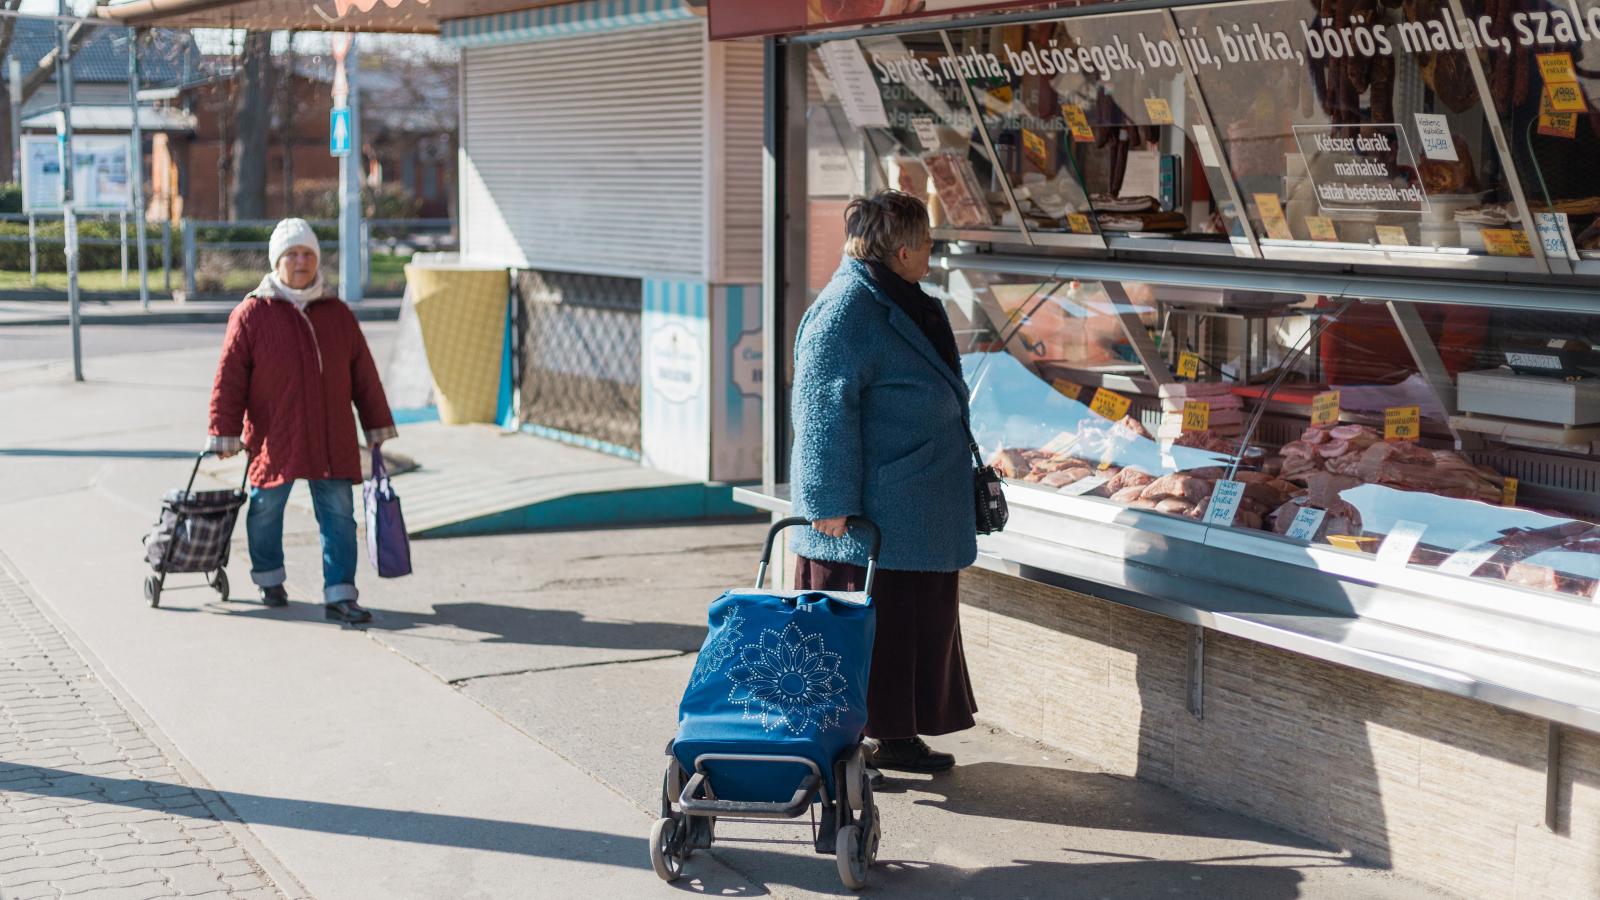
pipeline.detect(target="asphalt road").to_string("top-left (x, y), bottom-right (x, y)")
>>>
top-left (0, 321), bottom-right (397, 370)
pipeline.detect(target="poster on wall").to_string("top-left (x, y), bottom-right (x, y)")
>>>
top-left (21, 134), bottom-right (133, 213)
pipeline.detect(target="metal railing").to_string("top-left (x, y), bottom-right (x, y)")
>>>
top-left (0, 213), bottom-right (457, 300)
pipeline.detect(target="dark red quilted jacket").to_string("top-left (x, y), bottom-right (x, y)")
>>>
top-left (209, 290), bottom-right (395, 489)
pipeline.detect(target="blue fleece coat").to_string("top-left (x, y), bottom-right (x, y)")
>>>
top-left (789, 257), bottom-right (977, 573)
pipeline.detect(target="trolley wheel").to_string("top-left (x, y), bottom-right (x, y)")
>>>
top-left (845, 752), bottom-right (867, 813)
top-left (211, 570), bottom-right (230, 600)
top-left (144, 576), bottom-right (161, 608)
top-left (835, 824), bottom-right (869, 890)
top-left (649, 816), bottom-right (685, 883)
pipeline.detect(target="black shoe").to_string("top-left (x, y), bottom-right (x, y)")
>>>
top-left (324, 600), bottom-right (372, 624)
top-left (870, 737), bottom-right (955, 773)
top-left (866, 765), bottom-right (885, 788)
top-left (259, 585), bottom-right (289, 608)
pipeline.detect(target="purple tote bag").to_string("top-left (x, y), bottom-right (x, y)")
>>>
top-left (364, 446), bottom-right (412, 578)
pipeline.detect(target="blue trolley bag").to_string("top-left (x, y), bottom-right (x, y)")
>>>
top-left (673, 517), bottom-right (879, 804)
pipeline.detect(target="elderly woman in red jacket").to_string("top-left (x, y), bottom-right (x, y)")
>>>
top-left (207, 218), bottom-right (396, 624)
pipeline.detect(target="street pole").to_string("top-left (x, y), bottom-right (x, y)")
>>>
top-left (8, 59), bottom-right (20, 184)
top-left (59, 0), bottom-right (81, 383)
top-left (128, 27), bottom-right (149, 309)
top-left (335, 34), bottom-right (362, 304)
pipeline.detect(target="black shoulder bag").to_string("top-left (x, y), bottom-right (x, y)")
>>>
top-left (968, 427), bottom-right (1008, 535)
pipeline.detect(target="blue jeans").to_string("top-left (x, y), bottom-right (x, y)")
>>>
top-left (246, 480), bottom-right (358, 604)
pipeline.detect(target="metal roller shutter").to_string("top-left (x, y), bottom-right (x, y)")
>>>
top-left (460, 20), bottom-right (707, 279)
top-left (710, 40), bottom-right (765, 285)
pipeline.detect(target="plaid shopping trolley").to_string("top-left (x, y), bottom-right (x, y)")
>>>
top-left (140, 451), bottom-right (248, 607)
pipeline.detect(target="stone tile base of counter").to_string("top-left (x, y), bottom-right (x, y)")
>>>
top-left (958, 566), bottom-right (1600, 900)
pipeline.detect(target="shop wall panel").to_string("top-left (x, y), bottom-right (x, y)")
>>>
top-left (959, 566), bottom-right (1600, 899)
top-left (459, 21), bottom-right (707, 279)
top-left (711, 40), bottom-right (766, 286)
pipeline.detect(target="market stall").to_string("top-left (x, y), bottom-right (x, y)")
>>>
top-left (721, 1), bottom-right (1600, 895)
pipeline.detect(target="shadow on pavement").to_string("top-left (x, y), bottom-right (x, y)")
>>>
top-left (213, 600), bottom-right (708, 653)
top-left (897, 760), bottom-right (1331, 850)
top-left (0, 448), bottom-right (201, 459)
top-left (1, 762), bottom-right (1315, 899)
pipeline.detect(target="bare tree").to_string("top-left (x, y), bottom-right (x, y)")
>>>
top-left (228, 29), bottom-right (271, 220)
top-left (16, 2), bottom-right (111, 107)
top-left (0, 0), bottom-right (25, 181)
top-left (279, 30), bottom-right (294, 215)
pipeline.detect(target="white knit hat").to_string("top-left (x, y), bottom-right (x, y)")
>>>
top-left (268, 218), bottom-right (320, 268)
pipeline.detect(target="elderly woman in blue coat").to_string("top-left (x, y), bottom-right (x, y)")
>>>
top-left (791, 190), bottom-right (977, 774)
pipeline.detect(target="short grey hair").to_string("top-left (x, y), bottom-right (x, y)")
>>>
top-left (843, 190), bottom-right (931, 263)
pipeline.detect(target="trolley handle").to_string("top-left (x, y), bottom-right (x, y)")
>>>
top-left (183, 449), bottom-right (249, 498)
top-left (756, 516), bottom-right (881, 596)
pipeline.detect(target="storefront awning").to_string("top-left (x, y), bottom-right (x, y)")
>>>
top-left (96, 0), bottom-right (568, 33)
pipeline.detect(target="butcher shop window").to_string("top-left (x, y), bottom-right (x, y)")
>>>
top-left (1174, 0), bottom-right (1540, 264)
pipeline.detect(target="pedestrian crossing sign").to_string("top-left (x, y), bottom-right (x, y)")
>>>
top-left (330, 107), bottom-right (352, 157)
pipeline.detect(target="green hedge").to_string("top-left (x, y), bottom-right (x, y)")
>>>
top-left (195, 222), bottom-right (338, 244)
top-left (0, 183), bottom-right (20, 214)
top-left (0, 220), bottom-right (173, 272)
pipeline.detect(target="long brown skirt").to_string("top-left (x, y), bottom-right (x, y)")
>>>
top-left (794, 555), bottom-right (977, 740)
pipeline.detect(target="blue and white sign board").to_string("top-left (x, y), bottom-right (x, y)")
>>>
top-left (330, 106), bottom-right (352, 157)
top-left (20, 134), bottom-right (132, 212)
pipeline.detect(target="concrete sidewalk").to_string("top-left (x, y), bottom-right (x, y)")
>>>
top-left (0, 297), bottom-right (402, 328)
top-left (0, 337), bottom-right (1458, 898)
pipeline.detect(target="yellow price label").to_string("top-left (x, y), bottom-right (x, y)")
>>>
top-left (1538, 52), bottom-right (1578, 84)
top-left (1182, 401), bottom-right (1210, 432)
top-left (1546, 81), bottom-right (1587, 113)
top-left (1481, 228), bottom-right (1533, 257)
top-left (1385, 406), bottom-right (1421, 442)
top-left (1253, 193), bottom-right (1293, 240)
top-left (1177, 351), bottom-right (1201, 380)
top-left (1502, 476), bottom-right (1519, 507)
top-left (1089, 387), bottom-right (1131, 421)
top-left (1051, 378), bottom-right (1083, 401)
top-left (1143, 97), bottom-right (1175, 125)
top-left (1066, 212), bottom-right (1093, 234)
top-left (1061, 104), bottom-right (1095, 142)
top-left (1376, 225), bottom-right (1409, 246)
top-left (1311, 390), bottom-right (1341, 427)
top-left (1306, 216), bottom-right (1339, 242)
top-left (1021, 128), bottom-right (1049, 171)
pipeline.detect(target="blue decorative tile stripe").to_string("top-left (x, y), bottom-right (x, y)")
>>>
top-left (441, 0), bottom-right (696, 48)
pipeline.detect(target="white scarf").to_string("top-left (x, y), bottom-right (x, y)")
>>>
top-left (260, 272), bottom-right (327, 308)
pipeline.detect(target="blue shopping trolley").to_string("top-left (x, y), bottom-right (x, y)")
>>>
top-left (652, 516), bottom-right (881, 890)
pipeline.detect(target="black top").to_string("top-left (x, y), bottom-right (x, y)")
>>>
top-left (866, 260), bottom-right (963, 378)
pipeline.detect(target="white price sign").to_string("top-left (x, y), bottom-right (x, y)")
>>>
top-left (1376, 520), bottom-right (1428, 567)
top-left (1203, 480), bottom-right (1245, 527)
top-left (1060, 474), bottom-right (1110, 496)
top-left (1414, 114), bottom-right (1458, 161)
top-left (1438, 542), bottom-right (1499, 576)
top-left (1284, 507), bottom-right (1326, 542)
top-left (1535, 212), bottom-right (1580, 262)
top-left (910, 116), bottom-right (940, 150)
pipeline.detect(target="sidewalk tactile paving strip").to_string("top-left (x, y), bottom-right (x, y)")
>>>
top-left (0, 568), bottom-right (285, 899)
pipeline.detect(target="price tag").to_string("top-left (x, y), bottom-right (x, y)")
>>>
top-left (1481, 228), bottom-right (1533, 257)
top-left (1060, 474), bottom-right (1110, 496)
top-left (1306, 216), bottom-right (1339, 242)
top-left (1384, 406), bottom-right (1420, 442)
top-left (984, 85), bottom-right (1014, 114)
top-left (1546, 81), bottom-right (1587, 114)
top-left (1203, 479), bottom-right (1245, 527)
top-left (1182, 401), bottom-right (1210, 432)
top-left (1535, 212), bottom-right (1579, 261)
top-left (1376, 519), bottom-right (1427, 567)
top-left (1143, 97), bottom-right (1175, 125)
top-left (1051, 378), bottom-right (1084, 401)
top-left (1254, 193), bottom-right (1293, 240)
top-left (1414, 113), bottom-right (1458, 161)
top-left (1285, 507), bottom-right (1326, 542)
top-left (1439, 542), bottom-right (1499, 576)
top-left (1061, 104), bottom-right (1095, 142)
top-left (910, 116), bottom-right (940, 149)
top-left (1538, 88), bottom-right (1579, 138)
top-left (1177, 351), bottom-right (1201, 380)
top-left (1021, 128), bottom-right (1049, 171)
top-left (1501, 476), bottom-right (1519, 507)
top-left (1538, 52), bottom-right (1578, 84)
top-left (1376, 225), bottom-right (1410, 246)
top-left (1311, 390), bottom-right (1341, 427)
top-left (1066, 212), bottom-right (1093, 234)
top-left (1089, 387), bottom-right (1131, 421)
